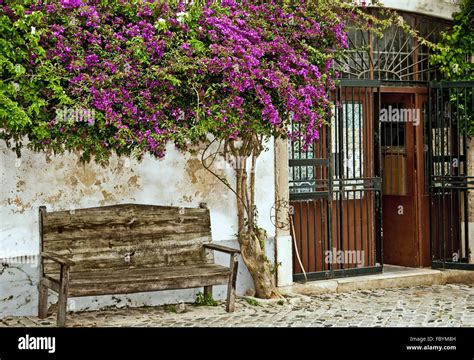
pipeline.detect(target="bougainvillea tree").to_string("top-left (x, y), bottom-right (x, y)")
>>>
top-left (180, 0), bottom-right (349, 297)
top-left (1, 0), bottom-right (410, 297)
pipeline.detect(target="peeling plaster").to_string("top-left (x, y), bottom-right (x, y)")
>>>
top-left (0, 141), bottom-right (276, 316)
top-left (185, 158), bottom-right (225, 197)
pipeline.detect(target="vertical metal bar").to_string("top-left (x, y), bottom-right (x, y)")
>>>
top-left (428, 84), bottom-right (434, 264)
top-left (435, 86), bottom-right (441, 262)
top-left (436, 85), bottom-right (443, 263)
top-left (292, 202), bottom-right (296, 274)
top-left (463, 86), bottom-right (470, 261)
top-left (313, 199), bottom-right (318, 272)
top-left (299, 201), bottom-right (303, 272)
top-left (338, 88), bottom-right (345, 269)
top-left (320, 199), bottom-right (325, 271)
top-left (359, 187), bottom-right (363, 266)
top-left (351, 87), bottom-right (357, 269)
top-left (352, 87), bottom-right (356, 179)
top-left (376, 86), bottom-right (383, 266)
top-left (359, 87), bottom-right (363, 179)
top-left (396, 103), bottom-right (401, 194)
top-left (448, 87), bottom-right (454, 261)
top-left (440, 84), bottom-right (447, 263)
top-left (345, 87), bottom-right (349, 180)
top-left (388, 100), bottom-right (393, 194)
top-left (454, 86), bottom-right (461, 261)
top-left (306, 201), bottom-right (311, 272)
top-left (291, 121), bottom-right (295, 190)
top-left (327, 86), bottom-right (336, 274)
top-left (345, 89), bottom-right (351, 269)
top-left (365, 82), bottom-right (370, 178)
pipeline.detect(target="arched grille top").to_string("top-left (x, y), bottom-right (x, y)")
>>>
top-left (339, 11), bottom-right (451, 82)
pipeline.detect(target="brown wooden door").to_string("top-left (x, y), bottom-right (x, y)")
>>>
top-left (381, 93), bottom-right (419, 266)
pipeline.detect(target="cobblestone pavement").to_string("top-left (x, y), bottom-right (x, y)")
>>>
top-left (1, 284), bottom-right (473, 327)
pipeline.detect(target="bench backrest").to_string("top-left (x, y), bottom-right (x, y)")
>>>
top-left (39, 204), bottom-right (213, 275)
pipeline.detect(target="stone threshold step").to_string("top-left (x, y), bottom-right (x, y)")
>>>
top-left (280, 267), bottom-right (474, 296)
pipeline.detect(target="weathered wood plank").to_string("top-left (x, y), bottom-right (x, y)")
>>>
top-left (226, 253), bottom-right (238, 312)
top-left (42, 222), bottom-right (211, 247)
top-left (47, 263), bottom-right (229, 283)
top-left (43, 234), bottom-right (214, 271)
top-left (204, 243), bottom-right (241, 254)
top-left (68, 275), bottom-right (231, 297)
top-left (204, 285), bottom-right (213, 297)
top-left (42, 204), bottom-right (210, 228)
top-left (42, 216), bottom-right (210, 239)
top-left (38, 283), bottom-right (48, 318)
top-left (44, 238), bottom-right (210, 257)
top-left (42, 251), bottom-right (75, 266)
top-left (57, 265), bottom-right (69, 327)
top-left (43, 246), bottom-right (211, 273)
top-left (43, 233), bottom-right (212, 252)
top-left (42, 276), bottom-right (61, 292)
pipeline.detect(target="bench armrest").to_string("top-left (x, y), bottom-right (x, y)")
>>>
top-left (203, 243), bottom-right (241, 254)
top-left (41, 252), bottom-right (75, 267)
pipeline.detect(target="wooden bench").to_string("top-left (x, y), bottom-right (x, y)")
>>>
top-left (38, 203), bottom-right (240, 327)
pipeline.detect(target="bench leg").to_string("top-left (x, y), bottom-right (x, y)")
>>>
top-left (226, 253), bottom-right (238, 312)
top-left (38, 281), bottom-right (48, 319)
top-left (57, 290), bottom-right (68, 327)
top-left (204, 286), bottom-right (213, 297)
top-left (57, 266), bottom-right (70, 327)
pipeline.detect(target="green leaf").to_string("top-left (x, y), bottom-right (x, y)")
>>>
top-left (164, 74), bottom-right (182, 87)
top-left (189, 39), bottom-right (206, 54)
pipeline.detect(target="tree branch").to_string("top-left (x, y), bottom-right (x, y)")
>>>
top-left (200, 139), bottom-right (249, 217)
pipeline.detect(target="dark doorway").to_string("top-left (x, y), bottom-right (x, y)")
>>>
top-left (381, 93), bottom-right (419, 267)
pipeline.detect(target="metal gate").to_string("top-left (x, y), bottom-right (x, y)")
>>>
top-left (427, 81), bottom-right (474, 269)
top-left (289, 80), bottom-right (383, 281)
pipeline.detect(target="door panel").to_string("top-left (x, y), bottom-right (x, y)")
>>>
top-left (381, 93), bottom-right (418, 266)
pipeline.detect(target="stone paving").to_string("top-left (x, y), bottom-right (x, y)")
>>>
top-left (1, 284), bottom-right (473, 327)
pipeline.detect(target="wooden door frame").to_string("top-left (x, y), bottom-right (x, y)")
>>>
top-left (379, 85), bottom-right (430, 267)
top-left (414, 92), bottom-right (431, 267)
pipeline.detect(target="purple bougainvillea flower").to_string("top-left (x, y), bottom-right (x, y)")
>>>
top-left (28, 0), bottom-right (347, 158)
top-left (60, 0), bottom-right (82, 9)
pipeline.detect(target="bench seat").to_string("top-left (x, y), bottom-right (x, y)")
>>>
top-left (46, 263), bottom-right (231, 297)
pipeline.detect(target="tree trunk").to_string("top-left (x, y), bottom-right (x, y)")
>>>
top-left (201, 138), bottom-right (282, 299)
top-left (238, 230), bottom-right (281, 298)
top-left (235, 166), bottom-right (281, 299)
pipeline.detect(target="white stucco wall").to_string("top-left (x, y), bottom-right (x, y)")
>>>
top-left (374, 0), bottom-right (458, 19)
top-left (0, 141), bottom-right (276, 316)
